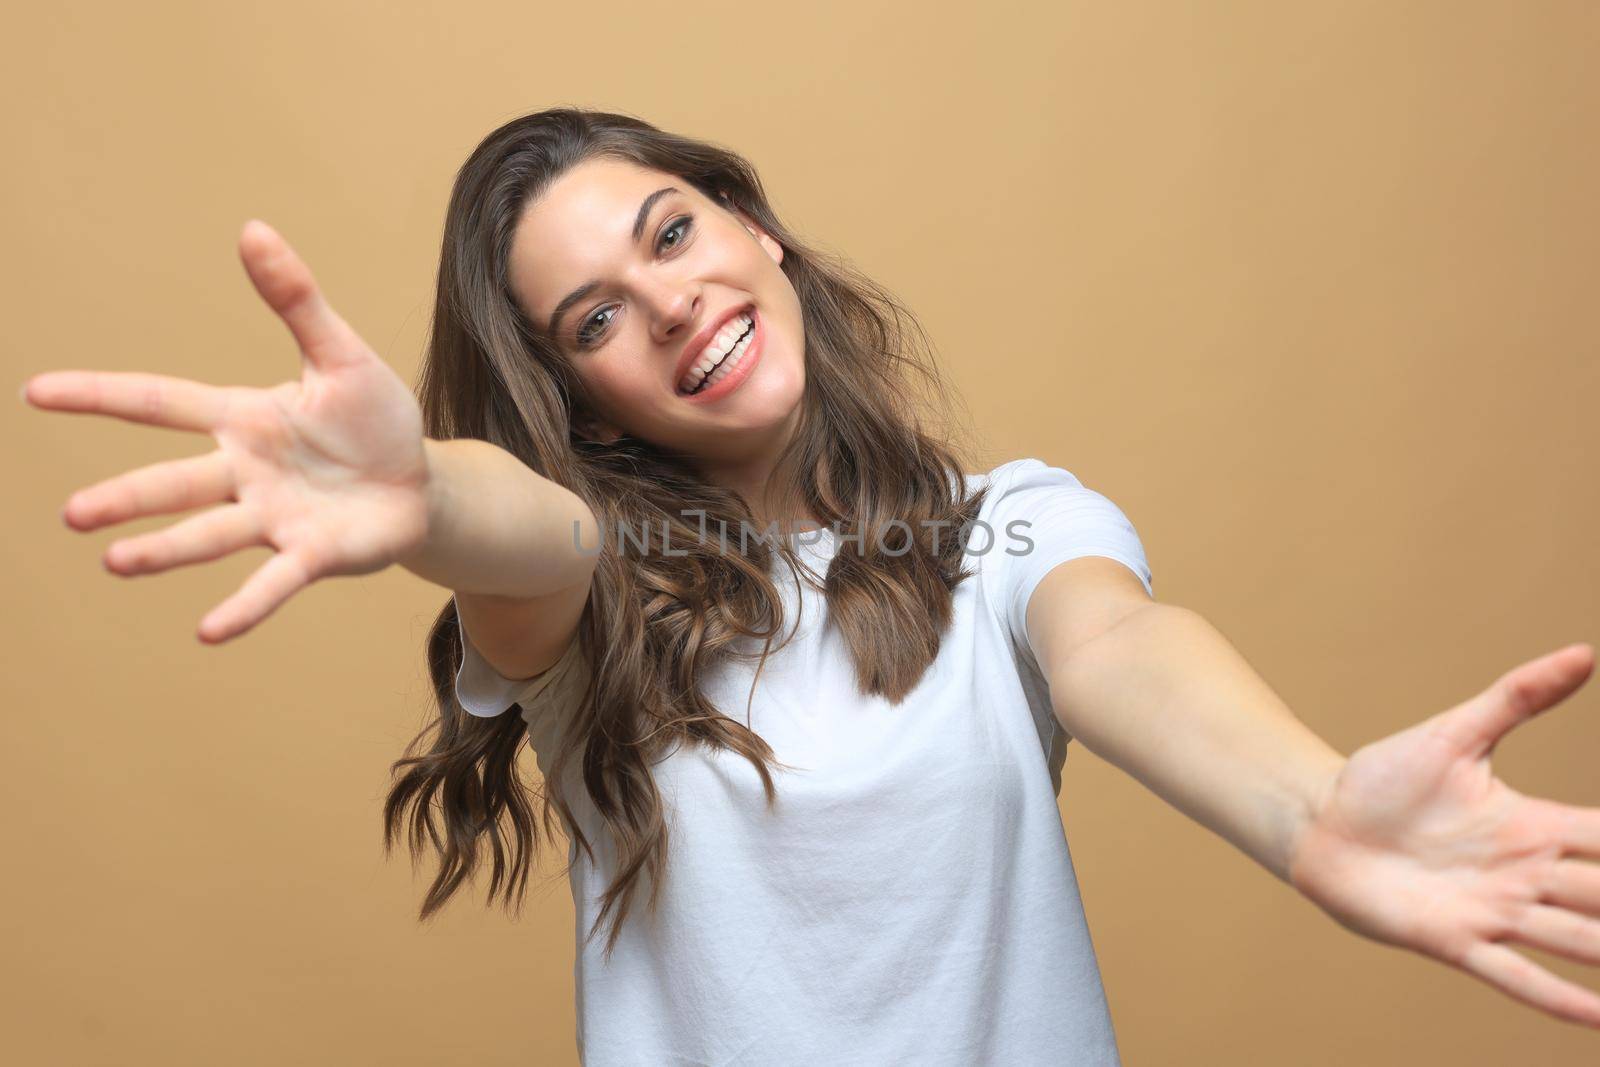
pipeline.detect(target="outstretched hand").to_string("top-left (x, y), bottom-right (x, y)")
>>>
top-left (22, 220), bottom-right (431, 644)
top-left (1288, 642), bottom-right (1600, 1028)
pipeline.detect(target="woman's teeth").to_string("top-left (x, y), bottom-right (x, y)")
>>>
top-left (680, 313), bottom-right (755, 395)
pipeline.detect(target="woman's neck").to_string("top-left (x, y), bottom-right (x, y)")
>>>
top-left (690, 409), bottom-right (820, 535)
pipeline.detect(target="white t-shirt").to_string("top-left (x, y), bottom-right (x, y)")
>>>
top-left (454, 458), bottom-right (1153, 1066)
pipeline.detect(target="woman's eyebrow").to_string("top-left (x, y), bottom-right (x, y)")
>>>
top-left (546, 186), bottom-right (680, 337)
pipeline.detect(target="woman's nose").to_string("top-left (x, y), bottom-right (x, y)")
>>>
top-left (646, 287), bottom-right (699, 345)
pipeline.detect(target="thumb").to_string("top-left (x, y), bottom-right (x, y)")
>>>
top-left (237, 220), bottom-right (364, 372)
top-left (1434, 642), bottom-right (1595, 760)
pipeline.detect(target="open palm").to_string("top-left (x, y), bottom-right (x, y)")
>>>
top-left (22, 220), bottom-right (430, 644)
top-left (1288, 642), bottom-right (1600, 1028)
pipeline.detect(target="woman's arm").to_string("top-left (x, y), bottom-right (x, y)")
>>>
top-left (398, 438), bottom-right (599, 681)
top-left (1033, 561), bottom-right (1344, 883)
top-left (1032, 556), bottom-right (1600, 1028)
top-left (397, 437), bottom-right (598, 600)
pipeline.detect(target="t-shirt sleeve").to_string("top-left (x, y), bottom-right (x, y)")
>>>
top-left (453, 604), bottom-right (590, 720)
top-left (979, 458), bottom-right (1154, 662)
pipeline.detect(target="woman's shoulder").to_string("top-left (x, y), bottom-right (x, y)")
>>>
top-left (963, 457), bottom-right (1084, 505)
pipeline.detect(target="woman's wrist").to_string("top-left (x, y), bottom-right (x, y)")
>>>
top-left (393, 437), bottom-right (458, 586)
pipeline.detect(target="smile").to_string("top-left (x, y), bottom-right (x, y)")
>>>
top-left (677, 309), bottom-right (763, 403)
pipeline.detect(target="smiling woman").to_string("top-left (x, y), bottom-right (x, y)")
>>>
top-left (26, 101), bottom-right (1600, 1067)
top-left (376, 107), bottom-right (1075, 1063)
top-left (388, 111), bottom-right (1600, 1057)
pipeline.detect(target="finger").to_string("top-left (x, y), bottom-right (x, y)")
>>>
top-left (64, 451), bottom-right (236, 532)
top-left (1510, 903), bottom-right (1600, 966)
top-left (1551, 803), bottom-right (1600, 861)
top-left (1437, 643), bottom-right (1596, 760)
top-left (1459, 940), bottom-right (1600, 1029)
top-left (1542, 859), bottom-right (1600, 918)
top-left (237, 220), bottom-right (365, 372)
top-left (197, 549), bottom-right (313, 644)
top-left (105, 505), bottom-right (263, 577)
top-left (22, 370), bottom-right (231, 433)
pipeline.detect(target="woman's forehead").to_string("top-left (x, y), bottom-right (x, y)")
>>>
top-left (512, 161), bottom-right (693, 320)
top-left (526, 159), bottom-right (685, 235)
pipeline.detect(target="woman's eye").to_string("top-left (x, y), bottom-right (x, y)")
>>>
top-left (576, 306), bottom-right (614, 349)
top-left (658, 214), bottom-right (693, 251)
top-left (575, 215), bottom-right (696, 349)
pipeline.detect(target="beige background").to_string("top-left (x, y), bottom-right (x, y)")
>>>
top-left (6, 1), bottom-right (1598, 1062)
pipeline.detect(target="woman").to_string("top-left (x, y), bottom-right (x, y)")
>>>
top-left (21, 108), bottom-right (1600, 1063)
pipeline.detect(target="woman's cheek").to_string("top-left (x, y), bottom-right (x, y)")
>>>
top-left (597, 366), bottom-right (657, 412)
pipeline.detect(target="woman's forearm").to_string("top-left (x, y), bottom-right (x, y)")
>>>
top-left (396, 437), bottom-right (599, 599)
top-left (1050, 604), bottom-right (1347, 884)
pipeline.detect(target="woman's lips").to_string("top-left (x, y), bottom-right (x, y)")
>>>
top-left (679, 309), bottom-right (763, 404)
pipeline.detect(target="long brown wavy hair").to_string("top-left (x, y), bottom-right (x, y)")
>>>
top-left (382, 107), bottom-right (991, 957)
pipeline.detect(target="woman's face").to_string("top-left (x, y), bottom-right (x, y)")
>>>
top-left (509, 157), bottom-right (806, 470)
